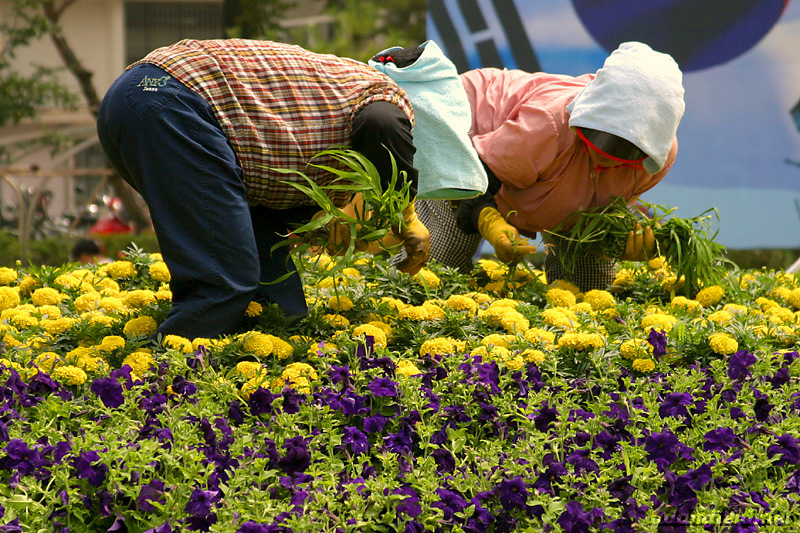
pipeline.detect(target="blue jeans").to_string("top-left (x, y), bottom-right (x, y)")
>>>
top-left (96, 64), bottom-right (315, 339)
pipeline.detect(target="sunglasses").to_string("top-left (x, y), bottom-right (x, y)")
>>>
top-left (575, 127), bottom-right (647, 164)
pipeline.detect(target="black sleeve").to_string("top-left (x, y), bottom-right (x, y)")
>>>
top-left (455, 162), bottom-right (502, 234)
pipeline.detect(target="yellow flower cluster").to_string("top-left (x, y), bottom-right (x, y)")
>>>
top-left (708, 332), bottom-right (738, 355)
top-left (640, 313), bottom-right (677, 333)
top-left (352, 323), bottom-right (388, 348)
top-left (583, 290), bottom-right (616, 311)
top-left (419, 337), bottom-right (465, 357)
top-left (619, 338), bottom-right (653, 360)
top-left (541, 308), bottom-right (577, 330)
top-left (695, 285), bottom-right (725, 307)
top-left (415, 268), bottom-right (441, 289)
top-left (546, 288), bottom-right (576, 308)
top-left (557, 332), bottom-right (604, 351)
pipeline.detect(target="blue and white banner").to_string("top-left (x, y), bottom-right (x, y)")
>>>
top-left (428, 0), bottom-right (800, 249)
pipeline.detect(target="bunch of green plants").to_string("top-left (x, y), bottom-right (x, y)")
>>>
top-left (546, 197), bottom-right (734, 296)
top-left (270, 148), bottom-right (411, 279)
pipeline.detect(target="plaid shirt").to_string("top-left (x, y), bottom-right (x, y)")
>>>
top-left (131, 39), bottom-right (414, 209)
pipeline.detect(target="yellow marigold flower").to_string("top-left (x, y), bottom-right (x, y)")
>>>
top-left (722, 303), bottom-right (748, 315)
top-left (83, 313), bottom-right (116, 327)
top-left (242, 332), bottom-right (274, 357)
top-left (419, 337), bottom-right (460, 357)
top-left (148, 261), bottom-right (171, 282)
top-left (123, 290), bottom-right (157, 309)
top-left (708, 332), bottom-right (738, 355)
top-left (267, 335), bottom-right (293, 359)
top-left (31, 287), bottom-right (63, 306)
top-left (40, 317), bottom-right (74, 336)
top-left (613, 268), bottom-right (636, 288)
top-left (123, 316), bottom-right (158, 337)
top-left (155, 289), bottom-right (172, 301)
top-left (670, 296), bottom-right (701, 312)
top-left (0, 267), bottom-right (18, 285)
top-left (471, 344), bottom-right (511, 361)
top-left (51, 365), bottom-right (88, 386)
top-left (95, 277), bottom-right (121, 294)
top-left (661, 275), bottom-right (685, 293)
top-left (323, 313), bottom-right (351, 328)
top-left (99, 297), bottom-right (125, 313)
top-left (765, 306), bottom-right (794, 324)
top-left (771, 286), bottom-right (792, 301)
top-left (696, 285), bottom-right (725, 307)
top-left (521, 348), bottom-right (546, 364)
top-left (16, 277), bottom-right (37, 297)
top-left (352, 324), bottom-right (388, 348)
top-left (341, 267), bottom-right (362, 278)
top-left (444, 294), bottom-right (479, 313)
top-left (245, 301), bottom-right (263, 317)
top-left (123, 351), bottom-right (155, 375)
top-left (504, 355), bottom-right (525, 371)
top-left (542, 308), bottom-right (577, 330)
top-left (620, 338), bottom-right (653, 360)
top-left (583, 290), bottom-right (616, 311)
top-left (707, 310), bottom-right (734, 325)
top-left (398, 306), bottom-right (429, 321)
top-left (524, 328), bottom-right (556, 348)
top-left (415, 268), bottom-right (441, 289)
top-left (2, 333), bottom-right (22, 348)
top-left (97, 335), bottom-right (125, 353)
top-left (282, 362), bottom-right (318, 381)
top-left (481, 333), bottom-right (513, 349)
top-left (73, 292), bottom-right (100, 312)
top-left (164, 335), bottom-right (193, 353)
top-left (53, 274), bottom-right (80, 289)
top-left (632, 358), bottom-right (655, 373)
top-left (0, 358), bottom-right (24, 373)
top-left (366, 320), bottom-right (392, 341)
top-left (422, 300), bottom-right (446, 320)
top-left (647, 256), bottom-right (664, 270)
top-left (571, 302), bottom-right (594, 315)
top-left (640, 313), bottom-right (677, 333)
top-left (397, 359), bottom-right (422, 378)
top-left (557, 332), bottom-right (604, 351)
top-left (546, 288), bottom-right (576, 308)
top-left (34, 351), bottom-right (61, 373)
top-left (107, 261), bottom-right (136, 279)
top-left (756, 297), bottom-right (780, 311)
top-left (465, 291), bottom-right (493, 306)
top-left (10, 313), bottom-right (38, 329)
top-left (549, 279), bottom-right (581, 294)
top-left (74, 353), bottom-right (105, 373)
top-left (328, 295), bottom-right (355, 312)
top-left (498, 309), bottom-right (530, 334)
top-left (235, 361), bottom-right (263, 378)
top-left (34, 304), bottom-right (60, 319)
top-left (309, 253), bottom-right (334, 268)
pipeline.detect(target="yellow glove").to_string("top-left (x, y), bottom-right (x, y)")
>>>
top-left (477, 207), bottom-right (537, 264)
top-left (393, 201), bottom-right (431, 275)
top-left (311, 210), bottom-right (367, 256)
top-left (620, 223), bottom-right (656, 261)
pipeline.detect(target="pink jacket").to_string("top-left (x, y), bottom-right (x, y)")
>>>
top-left (460, 68), bottom-right (677, 237)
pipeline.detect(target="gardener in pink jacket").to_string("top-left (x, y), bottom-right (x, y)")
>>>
top-left (416, 41), bottom-right (685, 290)
top-left (97, 39), bottom-right (431, 340)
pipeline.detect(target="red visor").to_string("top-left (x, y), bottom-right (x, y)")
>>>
top-left (575, 127), bottom-right (647, 165)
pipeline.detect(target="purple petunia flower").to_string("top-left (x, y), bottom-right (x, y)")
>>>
top-left (171, 375), bottom-right (198, 396)
top-left (367, 377), bottom-right (399, 398)
top-left (533, 402), bottom-right (559, 433)
top-left (184, 488), bottom-right (218, 517)
top-left (342, 426), bottom-right (369, 455)
top-left (73, 450), bottom-right (108, 487)
top-left (383, 426), bottom-right (414, 455)
top-left (142, 521), bottom-right (172, 533)
top-left (248, 387), bottom-right (279, 416)
top-left (659, 392), bottom-right (693, 419)
top-left (393, 485), bottom-right (421, 518)
top-left (137, 479), bottom-right (166, 512)
top-left (727, 350), bottom-right (757, 381)
top-left (90, 377), bottom-right (125, 408)
top-left (362, 414), bottom-right (387, 434)
top-left (431, 448), bottom-right (456, 474)
top-left (703, 427), bottom-right (737, 452)
top-left (644, 429), bottom-right (680, 466)
top-left (557, 500), bottom-right (604, 533)
top-left (236, 522), bottom-right (284, 533)
top-left (0, 519), bottom-right (22, 533)
top-left (647, 328), bottom-right (668, 357)
top-left (767, 433), bottom-right (800, 466)
top-left (496, 476), bottom-right (529, 512)
top-left (278, 436), bottom-right (311, 475)
top-left (433, 487), bottom-right (467, 521)
top-left (1, 439), bottom-right (43, 477)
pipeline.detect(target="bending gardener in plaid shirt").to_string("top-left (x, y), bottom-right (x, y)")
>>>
top-left (97, 39), bottom-right (430, 340)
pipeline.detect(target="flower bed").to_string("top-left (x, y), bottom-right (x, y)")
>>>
top-left (1, 250), bottom-right (800, 532)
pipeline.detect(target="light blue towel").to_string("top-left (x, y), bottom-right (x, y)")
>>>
top-left (369, 41), bottom-right (488, 200)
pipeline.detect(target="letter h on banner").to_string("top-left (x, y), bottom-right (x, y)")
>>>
top-left (428, 0), bottom-right (540, 73)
